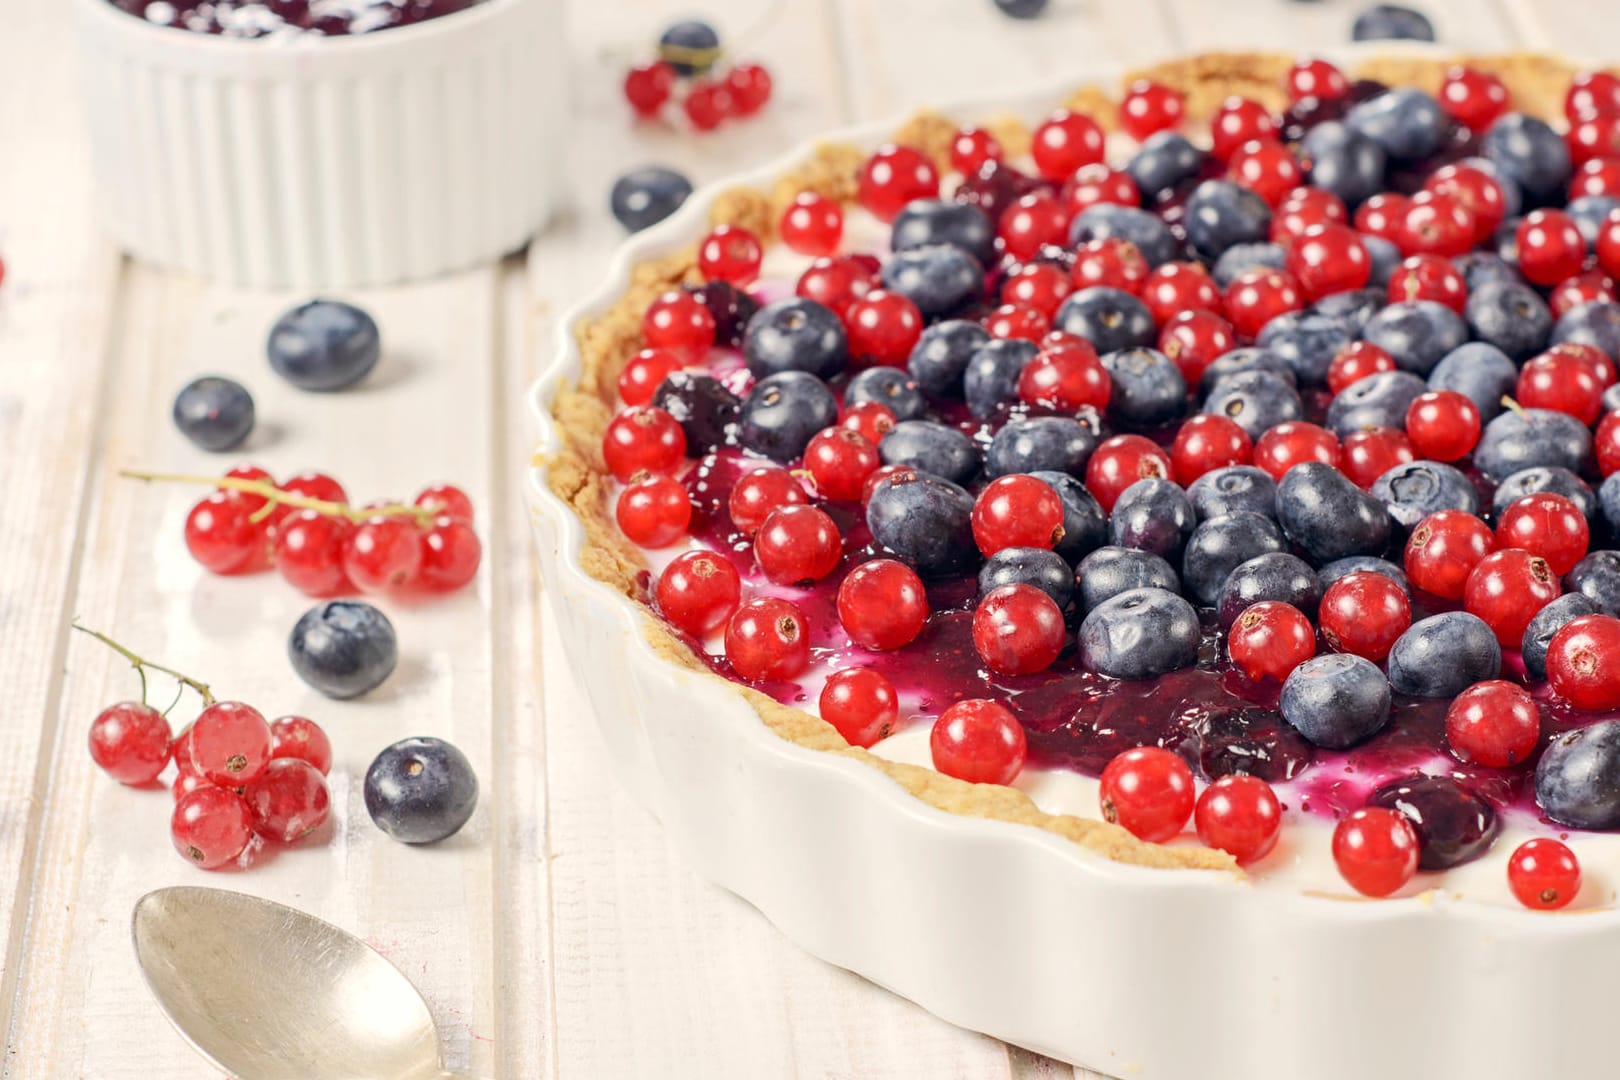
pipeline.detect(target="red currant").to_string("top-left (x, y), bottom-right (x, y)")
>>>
top-left (269, 715), bottom-right (332, 775)
top-left (1339, 427), bottom-right (1414, 490)
top-left (1288, 223), bottom-right (1371, 300)
top-left (1507, 838), bottom-right (1581, 911)
top-left (1405, 510), bottom-right (1495, 600)
top-left (1223, 267), bottom-right (1304, 338)
top-left (779, 192), bottom-right (843, 257)
top-left (950, 127), bottom-right (1003, 175)
top-left (684, 79), bottom-right (732, 131)
top-left (1354, 192), bottom-right (1411, 242)
top-left (1598, 213), bottom-right (1620, 280)
top-left (1495, 492), bottom-right (1590, 576)
top-left (1085, 435), bottom-right (1172, 512)
top-left (1424, 163), bottom-right (1506, 241)
top-left (729, 468), bottom-right (808, 536)
top-left (171, 786), bottom-right (254, 870)
top-left (998, 192), bottom-right (1071, 261)
top-left (1567, 70), bottom-right (1620, 123)
top-left (1228, 600), bottom-right (1315, 682)
top-left (420, 517), bottom-right (481, 591)
top-left (655, 550), bottom-right (741, 637)
top-left (88, 702), bottom-right (172, 785)
top-left (839, 401), bottom-right (897, 444)
top-left (753, 504), bottom-right (843, 584)
top-left (1140, 262), bottom-right (1220, 324)
top-left (623, 61), bottom-right (676, 116)
top-left (1099, 747), bottom-right (1195, 843)
top-left (837, 558), bottom-right (930, 651)
top-left (1071, 237), bottom-right (1150, 294)
top-left (1211, 96), bottom-right (1277, 162)
top-left (1286, 58), bottom-right (1348, 103)
top-left (725, 597), bottom-right (810, 682)
top-left (845, 290), bottom-right (923, 366)
top-left (1445, 681), bottom-right (1540, 768)
top-left (1158, 310), bottom-right (1236, 386)
top-left (1061, 164), bottom-right (1139, 217)
top-left (1120, 80), bottom-right (1184, 141)
top-left (1252, 421), bottom-right (1340, 481)
top-left (804, 428), bottom-right (879, 502)
top-left (930, 699), bottom-right (1026, 785)
top-left (857, 145), bottom-right (939, 223)
top-left (187, 700), bottom-right (272, 787)
top-left (1386, 253), bottom-right (1467, 312)
top-left (1438, 65), bottom-right (1509, 131)
top-left (1031, 109), bottom-right (1105, 180)
top-left (344, 515), bottom-right (424, 591)
top-left (1399, 191), bottom-right (1476, 257)
top-left (819, 668), bottom-right (899, 748)
top-left (1319, 571), bottom-right (1410, 662)
top-left (984, 303), bottom-right (1050, 343)
top-left (797, 256), bottom-right (877, 318)
top-left (972, 475), bottom-right (1065, 555)
top-left (1269, 186), bottom-right (1346, 247)
top-left (617, 348), bottom-right (685, 406)
top-left (1517, 209), bottom-right (1587, 286)
top-left (1598, 412), bottom-right (1620, 476)
top-left (1548, 341), bottom-right (1618, 388)
top-left (1548, 614), bottom-right (1620, 710)
top-left (173, 772), bottom-right (212, 802)
top-left (1517, 350), bottom-right (1605, 425)
top-left (1002, 262), bottom-right (1073, 318)
top-left (244, 758), bottom-right (331, 843)
top-left (185, 492), bottom-right (262, 575)
top-left (1404, 389), bottom-right (1480, 462)
top-left (972, 584), bottom-right (1065, 676)
top-left (615, 476), bottom-right (690, 548)
top-left (602, 405), bottom-right (686, 481)
top-left (1195, 774), bottom-right (1282, 864)
top-left (1170, 413), bottom-right (1252, 485)
top-left (1332, 807), bottom-right (1419, 897)
top-left (1549, 268), bottom-right (1617, 320)
top-left (1327, 340), bottom-right (1397, 394)
top-left (724, 62), bottom-right (772, 116)
top-left (1463, 549), bottom-right (1560, 646)
top-left (275, 510), bottom-right (353, 596)
top-left (1227, 139), bottom-right (1303, 208)
top-left (1571, 157), bottom-right (1620, 200)
top-left (643, 290), bottom-right (716, 355)
top-left (412, 482), bottom-right (473, 524)
top-left (1568, 114), bottom-right (1620, 167)
top-left (1017, 339), bottom-right (1110, 411)
top-left (698, 225), bottom-right (763, 285)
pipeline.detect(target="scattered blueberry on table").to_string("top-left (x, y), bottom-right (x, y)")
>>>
top-left (611, 166), bottom-right (694, 233)
top-left (267, 298), bottom-right (380, 392)
top-left (364, 736), bottom-right (479, 843)
top-left (624, 19), bottom-right (772, 130)
top-left (288, 600), bottom-right (398, 699)
top-left (992, 0), bottom-right (1050, 18)
top-left (172, 375), bottom-right (255, 452)
top-left (1351, 4), bottom-right (1435, 42)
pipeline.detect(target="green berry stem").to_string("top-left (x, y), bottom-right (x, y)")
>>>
top-left (71, 620), bottom-right (216, 707)
top-left (118, 468), bottom-right (434, 527)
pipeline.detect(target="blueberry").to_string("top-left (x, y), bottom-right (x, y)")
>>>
top-left (980, 547), bottom-right (1072, 608)
top-left (1301, 121), bottom-right (1387, 206)
top-left (609, 166), bottom-right (692, 232)
top-left (1369, 460), bottom-right (1479, 529)
top-left (1110, 478), bottom-right (1196, 562)
top-left (845, 365), bottom-right (925, 420)
top-left (1184, 181), bottom-right (1272, 260)
top-left (1493, 466), bottom-right (1598, 523)
top-left (1125, 132), bottom-right (1204, 198)
top-left (993, 0), bottom-right (1049, 16)
top-left (1426, 342), bottom-right (1517, 420)
top-left (1068, 204), bottom-right (1177, 267)
top-left (1181, 512), bottom-right (1287, 607)
top-left (683, 280), bottom-right (758, 348)
top-left (1569, 195), bottom-right (1620, 247)
top-left (1317, 555), bottom-right (1411, 595)
top-left (267, 299), bottom-right (380, 392)
top-left (1279, 654), bottom-right (1391, 750)
top-left (1187, 465), bottom-right (1278, 521)
top-left (1031, 470), bottom-right (1108, 564)
top-left (1346, 87), bottom-right (1446, 161)
top-left (1075, 546), bottom-right (1179, 612)
top-left (1198, 346), bottom-right (1297, 395)
top-left (1463, 281), bottom-right (1551, 362)
top-left (1324, 370), bottom-right (1427, 437)
top-left (1473, 407), bottom-right (1594, 482)
top-left (657, 18), bottom-right (719, 75)
top-left (1522, 592), bottom-right (1600, 679)
top-left (1216, 552), bottom-right (1321, 628)
top-left (880, 244), bottom-right (985, 318)
top-left (987, 416), bottom-right (1099, 477)
top-left (651, 372), bottom-right (740, 452)
top-left (1484, 113), bottom-right (1572, 202)
top-left (1367, 775), bottom-right (1498, 870)
top-left (1314, 287), bottom-right (1390, 332)
top-left (1276, 461), bottom-right (1393, 564)
top-left (364, 736), bottom-right (478, 844)
top-left (1551, 300), bottom-right (1620, 361)
top-left (1602, 472), bottom-right (1620, 532)
top-left (1202, 369), bottom-right (1305, 440)
top-left (1212, 242), bottom-right (1287, 287)
top-left (1536, 720), bottom-right (1620, 830)
top-left (1351, 3), bottom-right (1435, 41)
top-left (878, 420), bottom-right (980, 486)
top-left (743, 297), bottom-right (848, 379)
top-left (288, 601), bottom-right (398, 699)
top-left (1102, 347), bottom-right (1187, 428)
top-left (1056, 287), bottom-right (1156, 355)
top-left (738, 372), bottom-right (838, 462)
top-left (1387, 612), bottom-right (1502, 697)
top-left (1362, 237), bottom-right (1402, 288)
top-left (1493, 216), bottom-right (1522, 264)
top-left (1078, 587), bottom-right (1201, 680)
top-left (1191, 704), bottom-right (1315, 783)
top-left (1259, 312), bottom-right (1352, 386)
top-left (908, 319), bottom-right (990, 398)
top-left (172, 376), bottom-right (254, 452)
top-left (1452, 251), bottom-right (1520, 292)
top-left (1606, 382), bottom-right (1620, 414)
top-left (1565, 550), bottom-right (1620, 615)
top-left (866, 470), bottom-right (977, 577)
top-left (891, 199), bottom-right (996, 265)
top-left (1360, 300), bottom-right (1467, 376)
top-left (964, 338), bottom-right (1039, 418)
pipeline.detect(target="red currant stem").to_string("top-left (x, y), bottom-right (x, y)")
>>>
top-left (117, 469), bottom-right (435, 527)
top-left (656, 0), bottom-right (784, 68)
top-left (1500, 395), bottom-right (1530, 421)
top-left (71, 621), bottom-right (217, 707)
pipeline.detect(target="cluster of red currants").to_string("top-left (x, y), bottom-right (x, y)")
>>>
top-left (623, 57), bottom-right (773, 133)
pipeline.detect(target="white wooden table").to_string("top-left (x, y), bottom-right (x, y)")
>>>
top-left (1, 1), bottom-right (1614, 1076)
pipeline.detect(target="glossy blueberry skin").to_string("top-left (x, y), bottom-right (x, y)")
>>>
top-left (1068, 203), bottom-right (1177, 267)
top-left (1055, 287), bottom-right (1157, 356)
top-left (737, 372), bottom-right (839, 462)
top-left (1453, 251), bottom-right (1520, 292)
top-left (609, 166), bottom-right (692, 232)
top-left (1602, 472), bottom-right (1620, 533)
top-left (1551, 300), bottom-right (1620, 361)
top-left (1078, 587), bottom-right (1201, 680)
top-left (1464, 280), bottom-right (1552, 362)
top-left (1606, 382), bottom-right (1620, 415)
top-left (880, 244), bottom-right (985, 318)
top-left (964, 338), bottom-right (1039, 418)
top-left (1351, 3), bottom-right (1435, 41)
top-left (1483, 112), bottom-right (1572, 201)
top-left (1536, 720), bottom-right (1620, 830)
top-left (1346, 87), bottom-right (1445, 161)
top-left (1360, 300), bottom-right (1467, 376)
top-left (1387, 612), bottom-right (1502, 698)
top-left (1202, 369), bottom-right (1304, 440)
top-left (1426, 342), bottom-right (1518, 420)
top-left (1075, 546), bottom-right (1180, 613)
top-left (172, 376), bottom-right (254, 452)
top-left (908, 319), bottom-right (990, 398)
top-left (1324, 370), bottom-right (1427, 437)
top-left (1279, 654), bottom-right (1392, 750)
top-left (878, 420), bottom-right (980, 486)
top-left (1125, 131), bottom-right (1204, 198)
top-left (1368, 775), bottom-right (1498, 871)
top-left (1276, 461), bottom-right (1394, 565)
top-left (1522, 592), bottom-right (1600, 680)
top-left (1314, 289), bottom-right (1389, 333)
top-left (1569, 195), bottom-right (1620, 247)
top-left (1259, 312), bottom-right (1352, 386)
top-left (1301, 121), bottom-right (1387, 206)
top-left (1216, 552), bottom-right (1321, 629)
top-left (1370, 460), bottom-right (1480, 530)
top-left (651, 372), bottom-right (740, 452)
top-left (1101, 347), bottom-right (1187, 428)
top-left (1187, 465), bottom-right (1278, 521)
top-left (866, 470), bottom-right (977, 578)
top-left (1032, 470), bottom-right (1108, 564)
top-left (845, 365), bottom-right (926, 420)
top-left (1492, 216), bottom-right (1522, 264)
top-left (267, 299), bottom-right (380, 391)
top-left (1362, 236), bottom-right (1401, 287)
top-left (1212, 242), bottom-right (1287, 287)
top-left (1473, 407), bottom-right (1594, 483)
top-left (288, 601), bottom-right (398, 699)
top-left (1181, 512), bottom-right (1287, 607)
top-left (658, 18), bottom-right (719, 75)
top-left (1565, 550), bottom-right (1620, 616)
top-left (1494, 466), bottom-right (1598, 523)
top-left (1318, 556), bottom-right (1411, 595)
top-left (986, 416), bottom-right (1099, 477)
top-left (891, 199), bottom-right (996, 266)
top-left (1198, 347), bottom-right (1297, 395)
top-left (743, 297), bottom-right (848, 379)
top-left (994, 0), bottom-right (1050, 17)
top-left (979, 547), bottom-right (1072, 608)
top-left (1184, 181), bottom-right (1271, 260)
top-left (364, 736), bottom-right (478, 844)
top-left (1110, 478), bottom-right (1196, 562)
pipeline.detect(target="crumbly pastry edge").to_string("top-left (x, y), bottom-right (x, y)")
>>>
top-left (540, 50), bottom-right (1585, 875)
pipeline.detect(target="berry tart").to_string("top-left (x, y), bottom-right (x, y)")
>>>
top-left (531, 49), bottom-right (1620, 1080)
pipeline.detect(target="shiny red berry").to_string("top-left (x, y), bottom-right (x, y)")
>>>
top-left (1405, 509), bottom-right (1495, 600)
top-left (1223, 267), bottom-right (1304, 337)
top-left (1568, 114), bottom-right (1620, 167)
top-left (1195, 774), bottom-right (1282, 864)
top-left (1339, 427), bottom-right (1414, 490)
top-left (1018, 339), bottom-right (1110, 411)
top-left (930, 699), bottom-right (1026, 785)
top-left (1002, 262), bottom-right (1074, 318)
top-left (1071, 237), bottom-right (1150, 294)
top-left (754, 504), bottom-right (843, 584)
top-left (1404, 390), bottom-right (1480, 462)
top-left (1517, 350), bottom-right (1605, 425)
top-left (1210, 96), bottom-right (1277, 161)
top-left (1085, 435), bottom-right (1171, 512)
top-left (1567, 70), bottom-right (1620, 123)
top-left (344, 515), bottom-right (424, 591)
top-left (857, 144), bottom-right (940, 223)
top-left (1327, 340), bottom-right (1397, 394)
top-left (615, 474), bottom-right (692, 548)
top-left (1495, 492), bottom-right (1590, 576)
top-left (1170, 413), bottom-right (1252, 484)
top-left (1061, 164), bottom-right (1139, 217)
top-left (797, 255), bottom-right (877, 318)
top-left (420, 516), bottom-right (482, 591)
top-left (1158, 310), bottom-right (1236, 386)
top-left (984, 303), bottom-right (1050, 343)
top-left (1099, 747), bottom-right (1195, 843)
top-left (804, 427), bottom-right (879, 502)
top-left (950, 127), bottom-right (1003, 175)
top-left (269, 715), bottom-right (332, 776)
top-left (839, 401), bottom-right (897, 445)
top-left (187, 701), bottom-right (273, 787)
top-left (654, 550), bottom-right (742, 637)
top-left (89, 702), bottom-right (173, 785)
top-left (684, 79), bottom-right (732, 131)
top-left (412, 482), bottom-right (472, 524)
top-left (1332, 807), bottom-right (1419, 898)
top-left (1548, 614), bottom-right (1620, 710)
top-left (1386, 253), bottom-right (1467, 312)
top-left (1598, 412), bottom-right (1620, 476)
top-left (1140, 262), bottom-right (1220, 324)
top-left (837, 558), bottom-right (930, 651)
top-left (972, 475), bottom-right (1065, 555)
top-left (1507, 838), bottom-right (1581, 911)
top-left (643, 290), bottom-right (716, 355)
top-left (1517, 209), bottom-right (1587, 286)
top-left (244, 758), bottom-right (331, 844)
top-left (1354, 192), bottom-right (1411, 243)
top-left (819, 668), bottom-right (899, 748)
top-left (972, 584), bottom-right (1065, 676)
top-left (1319, 571), bottom-right (1410, 662)
top-left (1252, 421), bottom-right (1339, 481)
top-left (1463, 549), bottom-right (1560, 646)
top-left (1286, 223), bottom-right (1370, 300)
top-left (998, 192), bottom-right (1071, 261)
top-left (728, 468), bottom-right (808, 536)
top-left (1445, 681), bottom-right (1540, 768)
top-left (617, 347), bottom-right (686, 407)
top-left (602, 405), bottom-right (686, 481)
top-left (724, 62), bottom-right (772, 116)
top-left (780, 193), bottom-right (843, 257)
top-left (1400, 191), bottom-right (1476, 257)
top-left (274, 511), bottom-right (353, 597)
top-left (623, 61), bottom-right (675, 117)
top-left (845, 289), bottom-right (923, 365)
top-left (725, 597), bottom-right (810, 682)
top-left (171, 787), bottom-right (255, 870)
top-left (1438, 66), bottom-right (1509, 132)
top-left (1120, 80), bottom-right (1184, 141)
top-left (1227, 139), bottom-right (1303, 208)
top-left (1269, 186), bottom-right (1346, 246)
top-left (1423, 163), bottom-right (1506, 241)
top-left (1227, 601), bottom-right (1315, 682)
top-left (698, 224), bottom-right (763, 285)
top-left (1571, 157), bottom-right (1620, 200)
top-left (1032, 109), bottom-right (1106, 180)
top-left (1286, 58), bottom-right (1348, 103)
top-left (1549, 268), bottom-right (1618, 320)
top-left (185, 492), bottom-right (262, 575)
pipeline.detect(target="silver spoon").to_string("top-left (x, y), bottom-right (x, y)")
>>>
top-left (132, 886), bottom-right (474, 1080)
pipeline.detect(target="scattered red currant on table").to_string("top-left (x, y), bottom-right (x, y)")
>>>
top-left (621, 21), bottom-right (772, 132)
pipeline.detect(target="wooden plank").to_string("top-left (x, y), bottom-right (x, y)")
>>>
top-left (1495, 0), bottom-right (1620, 56)
top-left (1156, 0), bottom-right (1516, 53)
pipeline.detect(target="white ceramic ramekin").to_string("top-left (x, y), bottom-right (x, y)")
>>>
top-left (526, 55), bottom-right (1620, 1080)
top-left (73, 0), bottom-right (562, 288)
